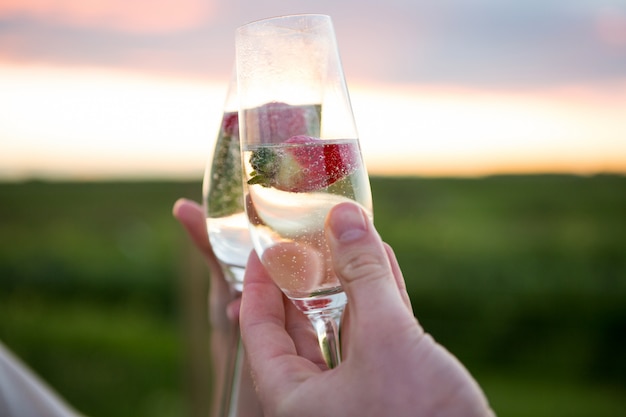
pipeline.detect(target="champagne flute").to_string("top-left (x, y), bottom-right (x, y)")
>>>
top-left (204, 72), bottom-right (251, 291)
top-left (202, 72), bottom-right (252, 417)
top-left (236, 14), bottom-right (373, 368)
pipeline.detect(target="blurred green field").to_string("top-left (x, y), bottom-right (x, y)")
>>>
top-left (1, 175), bottom-right (625, 417)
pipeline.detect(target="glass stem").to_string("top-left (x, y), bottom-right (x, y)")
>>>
top-left (308, 307), bottom-right (344, 369)
top-left (215, 286), bottom-right (244, 417)
top-left (216, 326), bottom-right (241, 417)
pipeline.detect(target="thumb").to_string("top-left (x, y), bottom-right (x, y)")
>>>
top-left (325, 202), bottom-right (408, 324)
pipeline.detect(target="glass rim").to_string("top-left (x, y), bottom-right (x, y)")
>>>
top-left (236, 13), bottom-right (332, 34)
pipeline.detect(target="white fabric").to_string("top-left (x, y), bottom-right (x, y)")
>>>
top-left (0, 341), bottom-right (84, 417)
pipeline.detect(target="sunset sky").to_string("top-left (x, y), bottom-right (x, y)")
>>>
top-left (1, 0), bottom-right (625, 179)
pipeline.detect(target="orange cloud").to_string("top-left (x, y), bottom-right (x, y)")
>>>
top-left (0, 0), bottom-right (216, 33)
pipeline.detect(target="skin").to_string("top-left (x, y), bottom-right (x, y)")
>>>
top-left (173, 198), bottom-right (261, 417)
top-left (173, 198), bottom-right (495, 417)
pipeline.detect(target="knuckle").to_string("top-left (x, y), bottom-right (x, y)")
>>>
top-left (337, 251), bottom-right (387, 283)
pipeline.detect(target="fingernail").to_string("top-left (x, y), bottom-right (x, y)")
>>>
top-left (329, 203), bottom-right (368, 242)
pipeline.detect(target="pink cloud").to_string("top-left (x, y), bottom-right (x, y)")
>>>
top-left (0, 0), bottom-right (216, 33)
top-left (595, 7), bottom-right (626, 46)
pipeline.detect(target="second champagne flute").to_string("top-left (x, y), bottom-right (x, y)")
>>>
top-left (236, 14), bottom-right (373, 368)
top-left (202, 73), bottom-right (252, 417)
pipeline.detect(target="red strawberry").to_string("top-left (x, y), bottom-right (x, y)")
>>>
top-left (251, 102), bottom-right (321, 143)
top-left (248, 135), bottom-right (359, 193)
top-left (221, 111), bottom-right (239, 137)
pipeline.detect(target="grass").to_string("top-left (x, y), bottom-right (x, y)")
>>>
top-left (480, 372), bottom-right (626, 417)
top-left (2, 296), bottom-right (183, 417)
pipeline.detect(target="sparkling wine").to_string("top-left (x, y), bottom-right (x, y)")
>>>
top-left (203, 111), bottom-right (253, 291)
top-left (243, 138), bottom-right (372, 299)
top-left (206, 213), bottom-right (254, 289)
